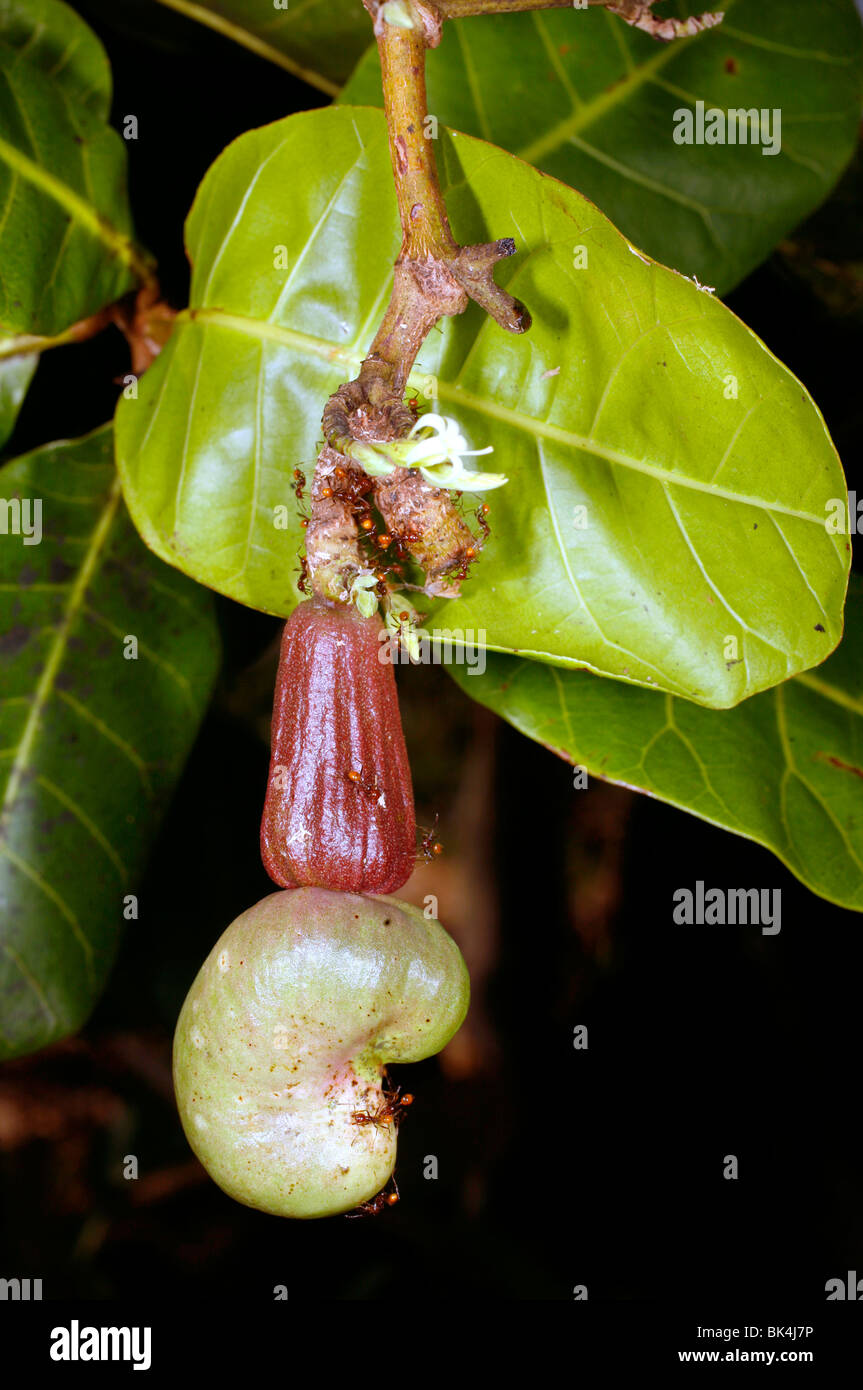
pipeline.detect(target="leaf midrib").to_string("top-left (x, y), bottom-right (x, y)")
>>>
top-left (0, 127), bottom-right (151, 289)
top-left (181, 306), bottom-right (834, 529)
top-left (0, 472), bottom-right (122, 829)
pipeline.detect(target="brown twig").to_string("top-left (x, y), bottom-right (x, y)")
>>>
top-left (306, 0), bottom-right (722, 603)
top-left (431, 0), bottom-right (723, 38)
top-left (308, 0), bottom-right (529, 602)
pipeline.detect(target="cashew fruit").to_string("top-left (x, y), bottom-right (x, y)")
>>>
top-left (260, 597), bottom-right (416, 894)
top-left (173, 888), bottom-right (469, 1218)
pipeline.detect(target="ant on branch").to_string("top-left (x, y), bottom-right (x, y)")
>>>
top-left (330, 465), bottom-right (373, 510)
top-left (296, 553), bottom-right (310, 595)
top-left (446, 538), bottom-right (481, 586)
top-left (345, 1177), bottom-right (400, 1219)
top-left (441, 506), bottom-right (491, 587)
top-left (329, 467), bottom-right (391, 558)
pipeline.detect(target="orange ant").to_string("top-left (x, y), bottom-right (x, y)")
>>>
top-left (418, 814), bottom-right (443, 862)
top-left (331, 467), bottom-right (373, 509)
top-left (446, 541), bottom-right (480, 586)
top-left (296, 553), bottom-right (310, 595)
top-left (346, 765), bottom-right (383, 803)
top-left (292, 467), bottom-right (306, 503)
top-left (345, 1177), bottom-right (400, 1219)
top-left (351, 1084), bottom-right (414, 1133)
top-left (475, 503), bottom-right (491, 544)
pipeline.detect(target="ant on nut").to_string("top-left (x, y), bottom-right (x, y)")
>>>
top-left (351, 1083), bottom-right (414, 1134)
top-left (345, 1177), bottom-right (400, 1219)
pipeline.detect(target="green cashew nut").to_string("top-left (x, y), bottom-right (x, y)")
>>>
top-left (173, 888), bottom-right (469, 1218)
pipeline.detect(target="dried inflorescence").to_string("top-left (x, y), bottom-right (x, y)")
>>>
top-left (372, 466), bottom-right (478, 596)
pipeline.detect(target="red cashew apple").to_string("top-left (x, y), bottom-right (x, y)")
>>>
top-left (260, 597), bottom-right (416, 894)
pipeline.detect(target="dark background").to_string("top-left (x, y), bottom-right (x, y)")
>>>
top-left (1, 0), bottom-right (861, 1302)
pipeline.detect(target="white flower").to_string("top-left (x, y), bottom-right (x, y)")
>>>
top-left (344, 413), bottom-right (507, 493)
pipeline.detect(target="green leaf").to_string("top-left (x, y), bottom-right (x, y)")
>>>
top-left (342, 0), bottom-right (863, 294)
top-left (0, 426), bottom-right (220, 1060)
top-left (0, 0), bottom-right (149, 336)
top-left (152, 0), bottom-right (371, 95)
top-left (0, 336), bottom-right (37, 451)
top-left (0, 0), bottom-right (112, 114)
top-left (116, 106), bottom-right (849, 708)
top-left (449, 576), bottom-right (863, 912)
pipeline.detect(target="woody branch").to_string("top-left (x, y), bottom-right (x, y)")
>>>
top-left (430, 0), bottom-right (723, 39)
top-left (305, 0), bottom-right (722, 605)
top-left (311, 0), bottom-right (529, 602)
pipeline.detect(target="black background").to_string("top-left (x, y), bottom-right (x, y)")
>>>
top-left (1, 0), bottom-right (861, 1304)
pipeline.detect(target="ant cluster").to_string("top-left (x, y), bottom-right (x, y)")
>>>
top-left (290, 464), bottom-right (493, 598)
top-left (442, 501), bottom-right (491, 587)
top-left (350, 1081), bottom-right (414, 1135)
top-left (329, 463), bottom-right (422, 595)
top-left (293, 467), bottom-right (311, 593)
top-left (345, 1078), bottom-right (418, 1215)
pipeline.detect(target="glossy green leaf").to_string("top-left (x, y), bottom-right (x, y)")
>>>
top-left (449, 577), bottom-right (863, 911)
top-left (0, 337), bottom-right (36, 451)
top-left (343, 0), bottom-right (863, 294)
top-left (153, 0), bottom-right (370, 94)
top-left (116, 106), bottom-right (849, 708)
top-left (0, 0), bottom-right (148, 336)
top-left (0, 426), bottom-right (220, 1060)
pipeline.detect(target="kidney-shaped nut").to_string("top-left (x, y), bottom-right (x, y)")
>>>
top-left (173, 888), bottom-right (469, 1219)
